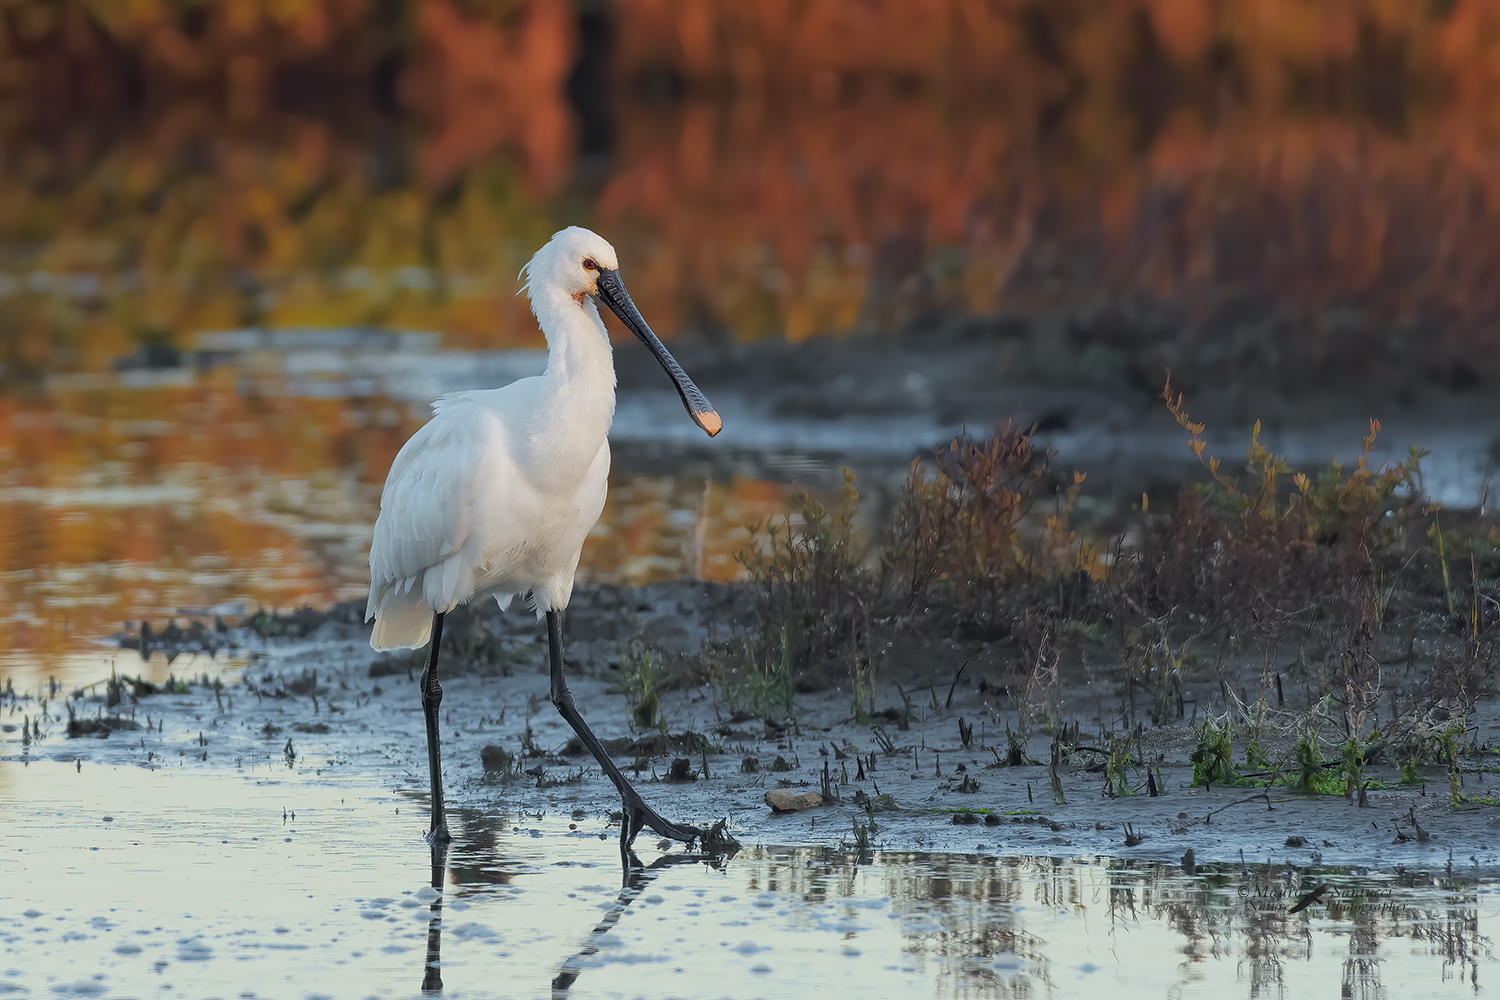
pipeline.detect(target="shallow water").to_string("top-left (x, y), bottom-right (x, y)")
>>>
top-left (2, 758), bottom-right (1496, 999)
top-left (0, 332), bottom-right (803, 689)
top-left (6, 18), bottom-right (1500, 997)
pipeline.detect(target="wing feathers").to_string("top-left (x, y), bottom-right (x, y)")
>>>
top-left (370, 598), bottom-right (433, 650)
top-left (367, 395), bottom-right (502, 637)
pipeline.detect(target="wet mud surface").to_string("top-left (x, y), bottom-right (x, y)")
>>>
top-left (9, 586), bottom-right (1500, 875)
top-left (7, 590), bottom-right (1500, 997)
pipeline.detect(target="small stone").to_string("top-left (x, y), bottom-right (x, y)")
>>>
top-left (764, 790), bottom-right (824, 813)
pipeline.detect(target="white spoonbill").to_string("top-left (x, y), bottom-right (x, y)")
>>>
top-left (366, 226), bottom-right (720, 850)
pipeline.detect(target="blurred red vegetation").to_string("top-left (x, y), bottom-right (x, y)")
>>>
top-left (0, 378), bottom-right (786, 664)
top-left (0, 0), bottom-right (1495, 357)
top-left (599, 0), bottom-right (1500, 362)
top-left (5, 1), bottom-right (1500, 665)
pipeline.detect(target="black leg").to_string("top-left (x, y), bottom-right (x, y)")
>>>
top-left (421, 611), bottom-right (452, 844)
top-left (545, 610), bottom-right (702, 855)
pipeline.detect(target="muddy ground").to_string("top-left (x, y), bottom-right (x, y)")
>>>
top-left (8, 579), bottom-right (1500, 881)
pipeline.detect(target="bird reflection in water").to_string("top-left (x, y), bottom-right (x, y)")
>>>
top-left (416, 806), bottom-right (736, 995)
top-left (423, 841), bottom-right (447, 994)
top-left (551, 851), bottom-right (724, 995)
top-left (416, 803), bottom-right (521, 995)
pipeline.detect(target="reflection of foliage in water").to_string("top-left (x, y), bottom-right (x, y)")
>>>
top-left (8, 2), bottom-right (1500, 676)
top-left (3, 3), bottom-right (1500, 378)
top-left (732, 847), bottom-right (1493, 998)
top-left (0, 374), bottom-right (790, 671)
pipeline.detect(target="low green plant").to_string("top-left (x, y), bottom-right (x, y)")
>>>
top-left (1342, 738), bottom-right (1364, 803)
top-left (1429, 511), bottom-right (1456, 617)
top-left (1187, 719), bottom-right (1270, 789)
top-left (879, 424), bottom-right (1050, 619)
top-left (850, 641), bottom-right (874, 723)
top-left (1291, 733), bottom-right (1343, 795)
top-left (724, 629), bottom-right (794, 720)
top-left (1153, 379), bottom-right (1429, 641)
top-left (1189, 719), bottom-right (1235, 786)
top-left (716, 373), bottom-right (1483, 744)
top-left (1002, 722), bottom-right (1029, 766)
top-left (849, 817), bottom-right (872, 853)
top-left (1105, 733), bottom-right (1136, 798)
top-left (1048, 741), bottom-right (1067, 804)
top-left (623, 650), bottom-right (666, 733)
top-left (736, 471), bottom-right (865, 681)
top-left (1245, 739), bottom-right (1272, 770)
top-left (1165, 378), bottom-right (1424, 541)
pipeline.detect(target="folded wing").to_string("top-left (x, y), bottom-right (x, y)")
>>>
top-left (366, 395), bottom-right (499, 649)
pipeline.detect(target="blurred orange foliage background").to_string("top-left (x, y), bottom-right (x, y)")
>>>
top-left (2, 0), bottom-right (1498, 359)
top-left (3, 0), bottom-right (1500, 671)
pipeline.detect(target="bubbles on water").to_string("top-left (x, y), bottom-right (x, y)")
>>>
top-left (845, 896), bottom-right (891, 909)
top-left (447, 922), bottom-right (498, 940)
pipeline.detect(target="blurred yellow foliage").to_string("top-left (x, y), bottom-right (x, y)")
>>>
top-left (0, 1), bottom-right (1497, 359)
top-left (4, 0), bottom-right (1500, 669)
top-left (0, 377), bottom-right (790, 663)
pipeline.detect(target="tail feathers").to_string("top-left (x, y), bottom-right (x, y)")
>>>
top-left (369, 596), bottom-right (433, 650)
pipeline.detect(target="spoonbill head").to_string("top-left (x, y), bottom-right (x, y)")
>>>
top-left (365, 226), bottom-right (722, 853)
top-left (523, 226), bottom-right (721, 437)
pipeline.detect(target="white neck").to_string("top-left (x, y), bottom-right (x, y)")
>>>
top-left (526, 288), bottom-right (616, 486)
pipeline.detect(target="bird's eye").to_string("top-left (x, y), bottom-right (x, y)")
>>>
top-left (582, 258), bottom-right (598, 271)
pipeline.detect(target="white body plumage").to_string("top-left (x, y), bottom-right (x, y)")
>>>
top-left (366, 228), bottom-right (627, 649)
top-left (366, 226), bottom-right (721, 849)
